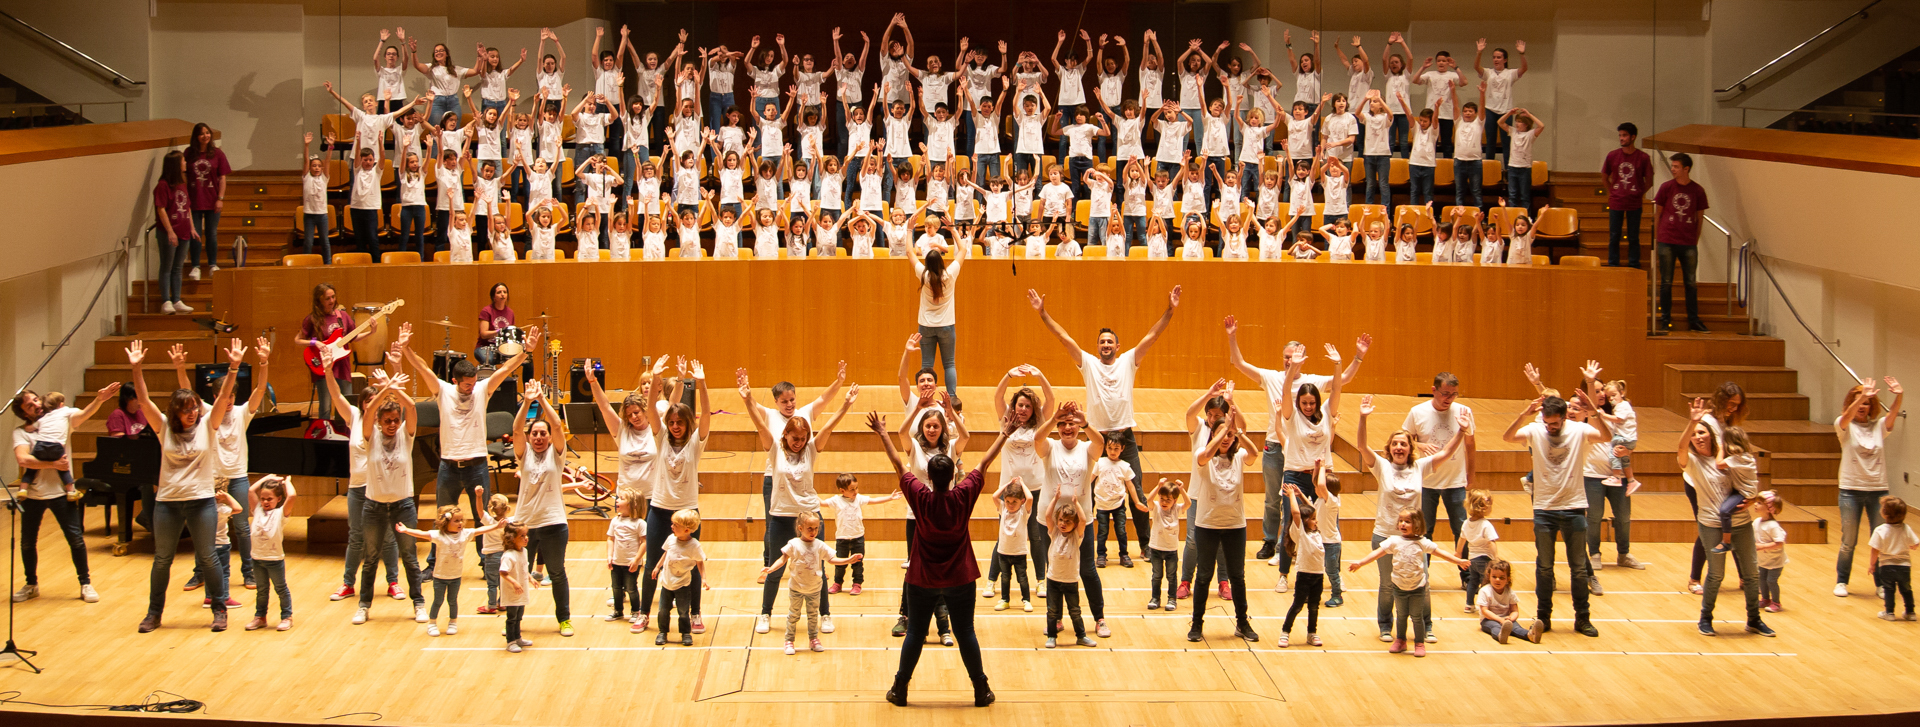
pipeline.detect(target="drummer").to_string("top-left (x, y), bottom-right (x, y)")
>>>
top-left (476, 283), bottom-right (515, 366)
top-left (296, 284), bottom-right (353, 422)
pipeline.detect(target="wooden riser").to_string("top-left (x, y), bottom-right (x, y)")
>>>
top-left (1664, 364), bottom-right (1800, 394)
top-left (1670, 393), bottom-right (1810, 422)
top-left (1773, 452), bottom-right (1841, 479)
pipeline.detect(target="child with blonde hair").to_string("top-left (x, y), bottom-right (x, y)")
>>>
top-left (499, 522), bottom-right (534, 652)
top-left (1753, 490), bottom-right (1788, 612)
top-left (1458, 489), bottom-right (1499, 612)
top-left (1043, 498), bottom-right (1096, 648)
top-left (397, 502), bottom-right (505, 637)
top-left (760, 511), bottom-right (863, 654)
top-left (1595, 379), bottom-right (1642, 495)
top-left (607, 490), bottom-right (647, 630)
top-left (1869, 497), bottom-right (1916, 621)
top-left (653, 509), bottom-right (709, 645)
top-left (1091, 437), bottom-right (1141, 568)
top-left (1351, 508), bottom-right (1472, 656)
top-left (476, 491), bottom-right (511, 615)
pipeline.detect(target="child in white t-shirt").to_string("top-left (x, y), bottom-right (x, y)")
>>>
top-left (1594, 380), bottom-right (1642, 494)
top-left (1278, 479), bottom-right (1327, 648)
top-left (1752, 491), bottom-right (1788, 613)
top-left (1457, 489), bottom-right (1500, 612)
top-left (1476, 559), bottom-right (1543, 644)
top-left (1351, 509), bottom-right (1471, 656)
top-left (605, 491), bottom-right (648, 630)
top-left (245, 476), bottom-right (297, 631)
top-left (1042, 498), bottom-right (1094, 648)
top-left (1091, 439), bottom-right (1139, 567)
top-left (398, 502), bottom-right (505, 637)
top-left (822, 474), bottom-right (899, 595)
top-left (760, 512), bottom-right (863, 655)
top-left (992, 479), bottom-right (1034, 612)
top-left (1138, 479), bottom-right (1186, 611)
top-left (652, 509), bottom-right (708, 645)
top-left (499, 523), bottom-right (534, 652)
top-left (1869, 497), bottom-right (1917, 620)
top-left (479, 493), bottom-right (512, 615)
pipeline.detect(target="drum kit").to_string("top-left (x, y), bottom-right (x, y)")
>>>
top-left (423, 316), bottom-right (470, 382)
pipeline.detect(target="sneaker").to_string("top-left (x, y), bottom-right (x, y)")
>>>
top-left (1425, 632), bottom-right (1438, 643)
top-left (1186, 627), bottom-right (1203, 643)
top-left (173, 301), bottom-right (194, 314)
top-left (1413, 643), bottom-right (1426, 657)
top-left (784, 642), bottom-right (797, 656)
top-left (1308, 634), bottom-right (1322, 646)
top-left (1096, 619), bottom-right (1111, 638)
top-left (1601, 476), bottom-right (1621, 487)
top-left (1278, 633), bottom-right (1291, 648)
top-left (755, 614), bottom-right (771, 634)
top-left (1234, 621), bottom-right (1260, 643)
top-left (389, 584), bottom-right (405, 600)
top-left (1834, 583), bottom-right (1851, 598)
top-left (1325, 595), bottom-right (1344, 608)
top-left (1496, 620), bottom-right (1512, 644)
top-left (891, 617), bottom-right (908, 637)
top-left (161, 301), bottom-right (178, 315)
top-left (681, 634), bottom-right (693, 646)
top-left (1689, 581), bottom-right (1704, 595)
top-left (655, 632), bottom-right (668, 645)
top-left (995, 600), bottom-right (1009, 611)
top-left (1699, 620), bottom-right (1718, 635)
top-left (1274, 574), bottom-right (1289, 593)
top-left (692, 615), bottom-right (706, 634)
top-left (982, 585), bottom-right (996, 598)
top-left (1764, 600), bottom-right (1782, 613)
top-left (517, 638), bottom-right (533, 647)
top-left (507, 642), bottom-right (523, 653)
top-left (427, 624), bottom-right (440, 637)
top-left (1037, 585), bottom-right (1048, 599)
top-left (202, 598), bottom-right (212, 608)
top-left (900, 560), bottom-right (910, 570)
top-left (606, 597), bottom-right (615, 608)
top-left (1146, 599), bottom-right (1160, 611)
top-left (331, 585), bottom-right (355, 601)
top-left (188, 267), bottom-right (202, 281)
top-left (821, 616), bottom-right (835, 634)
top-left (1120, 553), bottom-right (1133, 568)
top-left (11, 585), bottom-right (38, 602)
top-left (1176, 581), bottom-right (1191, 600)
top-left (603, 613), bottom-right (624, 622)
top-left (1527, 620), bottom-right (1544, 643)
top-left (1576, 619), bottom-right (1600, 637)
top-left (415, 607), bottom-right (429, 623)
top-left (634, 615), bottom-right (650, 631)
top-left (1379, 632), bottom-right (1393, 643)
top-left (1538, 618), bottom-right (1553, 633)
top-left (1688, 320), bottom-right (1711, 333)
top-left (849, 584), bottom-right (863, 596)
top-left (1255, 542), bottom-right (1276, 560)
top-left (352, 608), bottom-right (368, 625)
top-left (1617, 554), bottom-right (1646, 570)
top-left (630, 620), bottom-right (645, 634)
top-left (1096, 555), bottom-right (1108, 568)
top-left (1045, 636), bottom-right (1058, 649)
top-left (1163, 600), bottom-right (1175, 612)
top-left (810, 639), bottom-right (824, 652)
top-left (829, 583), bottom-right (842, 594)
top-left (79, 584), bottom-right (99, 603)
top-left (278, 619), bottom-right (293, 632)
top-left (475, 605), bottom-right (498, 614)
top-left (1076, 636), bottom-right (1098, 647)
top-left (941, 633), bottom-right (955, 647)
top-left (559, 620), bottom-right (574, 637)
top-left (1746, 621), bottom-right (1776, 637)
top-left (1905, 613), bottom-right (1919, 622)
top-left (445, 623), bottom-right (457, 635)
top-left (183, 576), bottom-right (204, 592)
top-left (1465, 604), bottom-right (1479, 614)
top-left (1878, 611), bottom-right (1898, 622)
top-left (211, 611), bottom-right (228, 632)
top-left (243, 577), bottom-right (257, 591)
top-left (538, 572), bottom-right (552, 586)
top-left (1592, 555), bottom-right (1603, 571)
top-left (246, 617), bottom-right (268, 631)
top-left (1218, 581), bottom-right (1232, 601)
top-left (1266, 554), bottom-right (1281, 567)
top-left (1589, 576), bottom-right (1604, 596)
top-left (1025, 600), bottom-right (1036, 613)
top-left (1389, 638), bottom-right (1406, 654)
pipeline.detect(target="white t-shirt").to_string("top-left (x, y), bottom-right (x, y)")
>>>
top-left (615, 422), bottom-right (660, 496)
top-left (1092, 458), bottom-right (1135, 511)
top-left (1193, 447), bottom-right (1249, 530)
top-left (919, 71), bottom-right (955, 110)
top-left (827, 494), bottom-right (872, 540)
top-left (963, 65), bottom-right (999, 102)
top-left (835, 67), bottom-right (865, 103)
top-left (1290, 518), bottom-right (1326, 574)
top-left (606, 514), bottom-right (646, 567)
top-left (1154, 119), bottom-right (1189, 163)
top-left (15, 409), bottom-right (77, 498)
top-left (364, 428), bottom-right (413, 504)
top-left (499, 549), bottom-right (531, 607)
top-left (437, 378), bottom-right (497, 461)
top-left (1754, 519), bottom-right (1788, 570)
top-left (1869, 523), bottom-right (1918, 567)
top-left (1365, 448), bottom-right (1433, 538)
top-left (157, 414), bottom-right (216, 502)
top-left (302, 171), bottom-right (329, 215)
top-left (1057, 66), bottom-right (1087, 106)
top-left (780, 537), bottom-right (835, 593)
top-left (1478, 584), bottom-right (1519, 618)
top-left (429, 528), bottom-right (476, 579)
top-left (1461, 517), bottom-right (1499, 559)
top-left (212, 400), bottom-right (258, 481)
top-left (251, 505), bottom-right (286, 561)
top-left (1381, 534), bottom-right (1442, 590)
top-left (653, 434), bottom-right (706, 511)
top-left (913, 254), bottom-right (961, 327)
top-left (1293, 69), bottom-right (1323, 104)
top-left (1047, 527), bottom-right (1084, 583)
top-left (1454, 115), bottom-right (1484, 162)
top-left (708, 59), bottom-right (737, 93)
top-left (1838, 416), bottom-right (1887, 491)
top-left (995, 498), bottom-right (1031, 556)
top-left (1520, 421), bottom-right (1598, 511)
top-left (1078, 349), bottom-right (1139, 431)
top-left (1609, 400), bottom-right (1639, 443)
top-left (769, 442), bottom-right (822, 518)
top-left (1401, 402), bottom-right (1473, 490)
top-left (1418, 70), bottom-right (1460, 120)
top-left (1483, 67), bottom-right (1520, 113)
top-left (1346, 68), bottom-right (1374, 110)
top-left (1410, 122), bottom-right (1438, 167)
top-left (1148, 500), bottom-right (1181, 552)
top-left (516, 446), bottom-right (567, 529)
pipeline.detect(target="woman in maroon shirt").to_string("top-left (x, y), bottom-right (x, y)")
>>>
top-left (869, 410), bottom-right (1013, 708)
top-left (185, 123), bottom-right (231, 279)
top-left (153, 151), bottom-right (198, 314)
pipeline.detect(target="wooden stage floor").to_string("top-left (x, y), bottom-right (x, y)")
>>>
top-left (4, 506), bottom-right (1919, 727)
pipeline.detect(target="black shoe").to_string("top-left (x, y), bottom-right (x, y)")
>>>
top-left (655, 632), bottom-right (667, 645)
top-left (973, 682), bottom-right (995, 707)
top-left (681, 633), bottom-right (693, 646)
top-left (1186, 626), bottom-right (1204, 642)
top-left (1254, 542), bottom-right (1276, 560)
top-left (1688, 319), bottom-right (1711, 333)
top-left (1234, 621), bottom-right (1260, 643)
top-left (1746, 620), bottom-right (1776, 637)
top-left (1574, 619), bottom-right (1599, 638)
top-left (1536, 617), bottom-right (1552, 633)
top-left (885, 683), bottom-right (909, 707)
top-left (1096, 555), bottom-right (1108, 568)
top-left (1698, 620), bottom-right (1717, 636)
top-left (1657, 318), bottom-right (1673, 331)
top-left (1119, 553), bottom-right (1134, 568)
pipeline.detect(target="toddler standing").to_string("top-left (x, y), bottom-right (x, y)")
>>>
top-left (607, 491), bottom-right (647, 630)
top-left (1753, 490), bottom-right (1788, 613)
top-left (824, 474), bottom-right (900, 595)
top-left (499, 523), bottom-right (535, 652)
top-left (1351, 509), bottom-right (1471, 656)
top-left (1091, 438), bottom-right (1139, 568)
top-left (1277, 481), bottom-right (1325, 647)
top-left (1869, 497), bottom-right (1917, 621)
top-left (992, 479), bottom-right (1034, 612)
top-left (398, 504), bottom-right (504, 637)
top-left (245, 475), bottom-right (296, 632)
top-left (476, 492), bottom-right (511, 615)
top-left (1043, 499), bottom-right (1096, 648)
top-left (760, 512), bottom-right (863, 654)
top-left (653, 509), bottom-right (709, 645)
top-left (1138, 479), bottom-right (1185, 612)
top-left (1458, 489), bottom-right (1500, 612)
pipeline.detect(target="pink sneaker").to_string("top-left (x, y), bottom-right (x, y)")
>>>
top-left (849, 583), bottom-right (863, 596)
top-left (828, 583), bottom-right (842, 594)
top-left (1389, 639), bottom-right (1407, 654)
top-left (1413, 643), bottom-right (1427, 657)
top-left (1218, 581), bottom-right (1232, 601)
top-left (1176, 581), bottom-right (1192, 600)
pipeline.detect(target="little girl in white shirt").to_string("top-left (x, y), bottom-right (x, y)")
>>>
top-left (1392, 223), bottom-right (1418, 263)
top-left (1361, 221), bottom-right (1389, 262)
top-left (575, 212), bottom-right (602, 262)
top-left (607, 214), bottom-right (633, 261)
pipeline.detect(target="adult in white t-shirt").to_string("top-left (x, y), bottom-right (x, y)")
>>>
top-left (184, 338), bottom-right (274, 592)
top-left (398, 322), bottom-right (538, 518)
top-left (1225, 318), bottom-right (1368, 580)
top-left (737, 365), bottom-right (848, 566)
top-left (1834, 378), bottom-right (1903, 596)
top-left (1030, 285), bottom-right (1182, 548)
top-left (911, 245), bottom-right (966, 398)
top-left (1187, 413), bottom-right (1261, 643)
top-left (1678, 399), bottom-right (1768, 635)
top-left (1401, 372), bottom-right (1476, 547)
top-left (745, 383), bottom-right (858, 635)
top-left (1472, 38), bottom-right (1528, 158)
top-left (352, 364), bottom-right (427, 623)
top-left (317, 350), bottom-right (401, 601)
top-left (9, 383), bottom-right (117, 604)
top-left (513, 380), bottom-right (589, 636)
top-left (1356, 394), bottom-right (1470, 641)
top-left (128, 339), bottom-right (243, 633)
top-left (1502, 392), bottom-right (1609, 636)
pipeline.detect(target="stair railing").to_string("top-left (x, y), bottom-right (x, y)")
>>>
top-left (1713, 0), bottom-right (1884, 98)
top-left (0, 9), bottom-right (147, 89)
top-left (1737, 239), bottom-right (1870, 389)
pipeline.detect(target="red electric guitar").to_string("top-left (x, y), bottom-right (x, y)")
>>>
top-left (303, 298), bottom-right (405, 376)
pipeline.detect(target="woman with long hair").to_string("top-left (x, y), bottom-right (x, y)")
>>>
top-left (1835, 377), bottom-right (1904, 597)
top-left (294, 284), bottom-right (353, 422)
top-left (153, 151), bottom-right (198, 314)
top-left (1680, 397), bottom-right (1773, 636)
top-left (184, 123), bottom-right (230, 280)
top-left (983, 365), bottom-right (1055, 597)
top-left (639, 359), bottom-right (712, 634)
top-left (912, 246), bottom-right (965, 398)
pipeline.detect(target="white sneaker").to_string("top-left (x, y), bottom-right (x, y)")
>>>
top-left (507, 642), bottom-right (523, 653)
top-left (755, 614), bottom-right (771, 634)
top-left (11, 585), bottom-right (37, 602)
top-left (209, 265), bottom-right (221, 273)
top-left (1880, 611), bottom-right (1899, 621)
top-left (445, 622), bottom-right (458, 635)
top-left (160, 301), bottom-right (177, 315)
top-left (1835, 583), bottom-right (1850, 598)
top-left (820, 616), bottom-right (836, 634)
top-left (173, 301), bottom-right (195, 313)
top-left (1036, 586), bottom-right (1048, 599)
top-left (414, 607), bottom-right (429, 623)
top-left (995, 600), bottom-right (1009, 611)
top-left (1267, 554), bottom-right (1281, 567)
top-left (900, 560), bottom-right (910, 569)
top-left (352, 608), bottom-right (368, 625)
top-left (427, 624), bottom-right (440, 637)
top-left (982, 585), bottom-right (996, 599)
top-left (1274, 575), bottom-right (1288, 593)
top-left (1023, 600), bottom-right (1033, 612)
top-left (1425, 632), bottom-right (1438, 643)
top-left (516, 638), bottom-right (532, 647)
top-left (1593, 557), bottom-right (1603, 571)
top-left (81, 584), bottom-right (100, 603)
top-left (187, 267), bottom-right (201, 281)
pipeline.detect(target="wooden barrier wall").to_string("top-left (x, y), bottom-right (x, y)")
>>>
top-left (213, 259), bottom-right (1650, 404)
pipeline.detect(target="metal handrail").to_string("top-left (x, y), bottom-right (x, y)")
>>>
top-left (1714, 0), bottom-right (1883, 97)
top-left (1740, 243), bottom-right (1868, 386)
top-left (7, 241), bottom-right (133, 405)
top-left (0, 9), bottom-right (147, 88)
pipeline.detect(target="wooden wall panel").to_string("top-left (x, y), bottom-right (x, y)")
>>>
top-left (214, 259), bottom-right (1651, 406)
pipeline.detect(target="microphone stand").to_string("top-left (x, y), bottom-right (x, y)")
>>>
top-left (1, 483), bottom-right (41, 673)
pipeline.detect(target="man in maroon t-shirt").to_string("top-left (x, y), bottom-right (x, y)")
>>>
top-left (870, 410), bottom-right (1013, 709)
top-left (1601, 122), bottom-right (1653, 268)
top-left (1653, 152), bottom-right (1710, 332)
top-left (475, 282), bottom-right (516, 365)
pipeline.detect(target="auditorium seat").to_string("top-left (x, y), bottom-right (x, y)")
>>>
top-left (433, 251), bottom-right (451, 262)
top-left (1531, 255), bottom-right (1549, 265)
top-left (1486, 206), bottom-right (1524, 235)
top-left (1481, 160), bottom-right (1504, 189)
top-left (281, 254), bottom-right (323, 267)
top-left (332, 253), bottom-right (373, 265)
top-left (1535, 207), bottom-right (1580, 249)
top-left (1393, 205), bottom-right (1435, 236)
top-left (326, 160), bottom-right (352, 194)
top-left (1389, 157), bottom-right (1410, 187)
top-left (381, 251), bottom-right (421, 264)
top-left (873, 248), bottom-right (891, 259)
top-left (1415, 252), bottom-right (1433, 264)
top-left (1435, 158), bottom-right (1454, 187)
top-left (1439, 206), bottom-right (1481, 230)
top-left (1084, 246), bottom-right (1107, 259)
top-left (478, 250), bottom-right (495, 262)
top-left (1129, 246), bottom-right (1147, 259)
top-left (1560, 255), bottom-right (1601, 267)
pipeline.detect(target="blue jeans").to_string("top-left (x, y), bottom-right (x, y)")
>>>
top-left (1181, 109), bottom-right (1205, 154)
top-left (1371, 533), bottom-right (1394, 634)
top-left (223, 476), bottom-right (255, 579)
top-left (429, 95), bottom-right (461, 128)
top-left (573, 142), bottom-right (605, 206)
top-left (1203, 156), bottom-right (1228, 213)
top-left (1323, 542), bottom-right (1343, 600)
top-left (1364, 155), bottom-right (1391, 207)
top-left (191, 210), bottom-right (221, 268)
top-left (1533, 509), bottom-right (1593, 621)
top-left (708, 92), bottom-right (735, 131)
top-left (357, 497), bottom-right (425, 609)
top-left (436, 457), bottom-right (492, 520)
top-left (1068, 156), bottom-right (1093, 199)
top-left (918, 324), bottom-right (957, 398)
top-left (159, 234), bottom-right (187, 304)
top-left (1392, 584), bottom-right (1430, 641)
top-left (759, 514), bottom-right (832, 615)
top-left (303, 213), bottom-right (332, 262)
top-left (1837, 489), bottom-right (1887, 585)
top-left (430, 576), bottom-right (461, 620)
top-left (19, 496), bottom-right (89, 586)
top-left (974, 153), bottom-right (1002, 186)
top-left (1585, 477), bottom-right (1633, 557)
top-left (1505, 164), bottom-right (1531, 212)
top-left (1123, 215), bottom-right (1145, 248)
top-left (1409, 165), bottom-right (1435, 206)
top-left (1480, 617), bottom-right (1533, 641)
top-left (399, 205), bottom-right (428, 255)
top-left (253, 560), bottom-right (293, 619)
top-left (1095, 508), bottom-right (1129, 558)
top-left (1453, 158), bottom-right (1483, 209)
top-left (1485, 112), bottom-right (1508, 159)
top-left (480, 98), bottom-right (506, 120)
top-left (1421, 487), bottom-right (1467, 544)
top-left (1697, 521), bottom-right (1761, 624)
top-left (341, 486), bottom-right (400, 588)
top-left (1390, 115), bottom-right (1410, 157)
top-left (149, 497), bottom-right (226, 617)
top-left (481, 551), bottom-right (502, 607)
top-left (1258, 441), bottom-right (1288, 545)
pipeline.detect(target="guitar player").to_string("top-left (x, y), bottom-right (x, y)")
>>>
top-left (295, 283), bottom-right (354, 421)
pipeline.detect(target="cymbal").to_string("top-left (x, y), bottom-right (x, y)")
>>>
top-left (425, 318), bottom-right (469, 330)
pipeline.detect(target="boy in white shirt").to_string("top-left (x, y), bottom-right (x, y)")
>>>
top-left (824, 475), bottom-right (899, 596)
top-left (1055, 107), bottom-right (1109, 198)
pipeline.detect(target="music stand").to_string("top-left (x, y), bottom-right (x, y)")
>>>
top-left (1, 484), bottom-right (41, 672)
top-left (562, 402), bottom-right (611, 518)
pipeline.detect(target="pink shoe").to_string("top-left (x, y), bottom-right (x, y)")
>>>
top-left (1413, 643), bottom-right (1427, 657)
top-left (1389, 639), bottom-right (1407, 654)
top-left (849, 583), bottom-right (863, 596)
top-left (1217, 581), bottom-right (1232, 601)
top-left (828, 583), bottom-right (842, 594)
top-left (691, 614), bottom-right (706, 634)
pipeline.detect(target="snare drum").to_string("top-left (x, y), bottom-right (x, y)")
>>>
top-left (495, 326), bottom-right (526, 357)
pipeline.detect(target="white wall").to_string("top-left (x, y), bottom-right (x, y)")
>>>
top-left (150, 2), bottom-right (306, 170)
top-left (1708, 0), bottom-right (1920, 127)
top-left (0, 253), bottom-right (139, 483)
top-left (0, 0), bottom-right (150, 121)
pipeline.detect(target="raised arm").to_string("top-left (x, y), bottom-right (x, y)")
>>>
top-left (1503, 396), bottom-right (1543, 445)
top-left (811, 384), bottom-right (860, 451)
top-left (1885, 377), bottom-right (1905, 434)
top-left (1026, 288), bottom-right (1085, 360)
top-left (1355, 395), bottom-right (1375, 474)
top-left (1132, 285), bottom-right (1183, 358)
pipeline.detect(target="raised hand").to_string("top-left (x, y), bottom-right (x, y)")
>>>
top-left (1058, 30), bottom-right (1067, 42)
top-left (380, 29), bottom-right (391, 42)
top-left (1223, 314), bottom-right (1238, 334)
top-left (1323, 343), bottom-right (1342, 364)
top-left (1388, 31), bottom-right (1403, 44)
top-left (1309, 30), bottom-right (1320, 44)
top-left (396, 321), bottom-right (413, 348)
top-left (1581, 360), bottom-right (1602, 381)
top-left (255, 337), bottom-right (273, 362)
top-left (1476, 38), bottom-right (1487, 52)
top-left (1027, 288), bottom-right (1046, 312)
top-left (905, 332), bottom-right (921, 351)
top-left (320, 345), bottom-right (345, 368)
top-left (734, 367), bottom-right (750, 389)
top-left (526, 325), bottom-right (543, 350)
top-left (226, 338), bottom-right (248, 365)
top-left (1168, 285), bottom-right (1182, 308)
top-left (998, 39), bottom-right (1008, 53)
top-left (1359, 394), bottom-right (1375, 417)
top-left (865, 411), bottom-right (887, 434)
top-left (691, 360), bottom-right (706, 380)
top-left (1522, 362), bottom-right (1542, 388)
top-left (1515, 40), bottom-right (1526, 54)
top-left (527, 380), bottom-right (545, 401)
top-left (1079, 29), bottom-right (1091, 41)
top-left (1284, 30), bottom-right (1292, 45)
top-left (1458, 408), bottom-right (1475, 435)
top-left (846, 383), bottom-right (861, 403)
top-left (168, 343), bottom-right (189, 366)
top-left (1886, 376), bottom-right (1904, 395)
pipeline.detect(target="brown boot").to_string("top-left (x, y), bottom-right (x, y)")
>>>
top-left (138, 614), bottom-right (161, 633)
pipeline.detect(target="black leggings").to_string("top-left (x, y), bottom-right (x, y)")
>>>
top-left (995, 550), bottom-right (1031, 601)
top-left (1189, 526), bottom-right (1249, 629)
top-left (1283, 572), bottom-right (1325, 634)
top-left (640, 505), bottom-right (701, 615)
